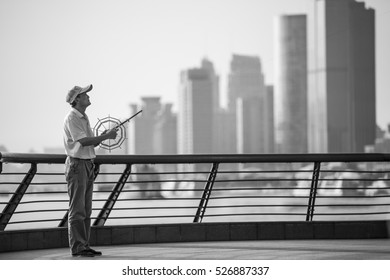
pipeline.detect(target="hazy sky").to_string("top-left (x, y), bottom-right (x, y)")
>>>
top-left (0, 0), bottom-right (389, 153)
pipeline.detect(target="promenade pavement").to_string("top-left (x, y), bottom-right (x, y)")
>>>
top-left (1, 239), bottom-right (390, 260)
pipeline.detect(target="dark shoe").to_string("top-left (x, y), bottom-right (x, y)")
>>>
top-left (72, 249), bottom-right (95, 257)
top-left (86, 248), bottom-right (102, 256)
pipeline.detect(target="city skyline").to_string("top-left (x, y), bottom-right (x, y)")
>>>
top-left (0, 0), bottom-right (389, 153)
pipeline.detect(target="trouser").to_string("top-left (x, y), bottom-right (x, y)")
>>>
top-left (65, 156), bottom-right (95, 254)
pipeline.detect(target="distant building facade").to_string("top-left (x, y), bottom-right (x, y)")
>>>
top-left (178, 61), bottom-right (215, 155)
top-left (236, 96), bottom-right (264, 153)
top-left (308, 0), bottom-right (376, 153)
top-left (201, 58), bottom-right (221, 154)
top-left (274, 14), bottom-right (307, 153)
top-left (227, 54), bottom-right (273, 154)
top-left (264, 85), bottom-right (275, 153)
top-left (154, 104), bottom-right (177, 155)
top-left (129, 97), bottom-right (177, 155)
top-left (214, 108), bottom-right (236, 154)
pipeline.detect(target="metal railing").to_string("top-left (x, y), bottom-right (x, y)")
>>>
top-left (1, 152), bottom-right (390, 231)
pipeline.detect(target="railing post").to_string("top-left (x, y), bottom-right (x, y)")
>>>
top-left (58, 163), bottom-right (101, 227)
top-left (0, 163), bottom-right (37, 231)
top-left (193, 163), bottom-right (219, 223)
top-left (93, 163), bottom-right (132, 226)
top-left (306, 161), bottom-right (321, 222)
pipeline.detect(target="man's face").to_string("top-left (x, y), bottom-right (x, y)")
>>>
top-left (77, 92), bottom-right (91, 107)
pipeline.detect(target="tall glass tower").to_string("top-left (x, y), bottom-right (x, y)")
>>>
top-left (178, 61), bottom-right (215, 155)
top-left (227, 55), bottom-right (272, 154)
top-left (308, 0), bottom-right (376, 153)
top-left (274, 14), bottom-right (308, 154)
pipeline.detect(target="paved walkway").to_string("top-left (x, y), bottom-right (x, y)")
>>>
top-left (1, 239), bottom-right (390, 260)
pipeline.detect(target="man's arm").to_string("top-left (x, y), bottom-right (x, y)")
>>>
top-left (78, 129), bottom-right (117, 147)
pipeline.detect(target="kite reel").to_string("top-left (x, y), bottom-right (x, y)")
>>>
top-left (93, 115), bottom-right (126, 152)
top-left (93, 110), bottom-right (142, 152)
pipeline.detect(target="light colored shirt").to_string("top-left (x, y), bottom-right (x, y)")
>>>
top-left (63, 108), bottom-right (96, 159)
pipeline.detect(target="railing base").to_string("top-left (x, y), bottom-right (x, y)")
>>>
top-left (0, 220), bottom-right (389, 253)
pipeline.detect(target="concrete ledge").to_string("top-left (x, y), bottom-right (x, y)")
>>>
top-left (0, 220), bottom-right (389, 253)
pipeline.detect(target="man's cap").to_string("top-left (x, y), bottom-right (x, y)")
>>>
top-left (66, 84), bottom-right (93, 104)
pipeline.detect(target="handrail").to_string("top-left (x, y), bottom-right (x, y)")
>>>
top-left (2, 152), bottom-right (390, 164)
top-left (1, 152), bottom-right (390, 231)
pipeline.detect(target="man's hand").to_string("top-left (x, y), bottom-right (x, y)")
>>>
top-left (102, 128), bottom-right (118, 140)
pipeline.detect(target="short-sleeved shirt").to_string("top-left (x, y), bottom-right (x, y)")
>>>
top-left (63, 108), bottom-right (96, 159)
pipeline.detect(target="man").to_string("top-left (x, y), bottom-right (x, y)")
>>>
top-left (63, 84), bottom-right (117, 257)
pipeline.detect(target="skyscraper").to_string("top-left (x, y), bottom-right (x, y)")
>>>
top-left (154, 104), bottom-right (177, 155)
top-left (236, 96), bottom-right (264, 154)
top-left (200, 58), bottom-right (221, 154)
top-left (128, 97), bottom-right (162, 154)
top-left (308, 0), bottom-right (376, 153)
top-left (154, 103), bottom-right (178, 173)
top-left (178, 60), bottom-right (215, 155)
top-left (227, 54), bottom-right (272, 154)
top-left (264, 85), bottom-right (275, 153)
top-left (274, 15), bottom-right (308, 153)
top-left (214, 108), bottom-right (236, 154)
top-left (228, 55), bottom-right (266, 112)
